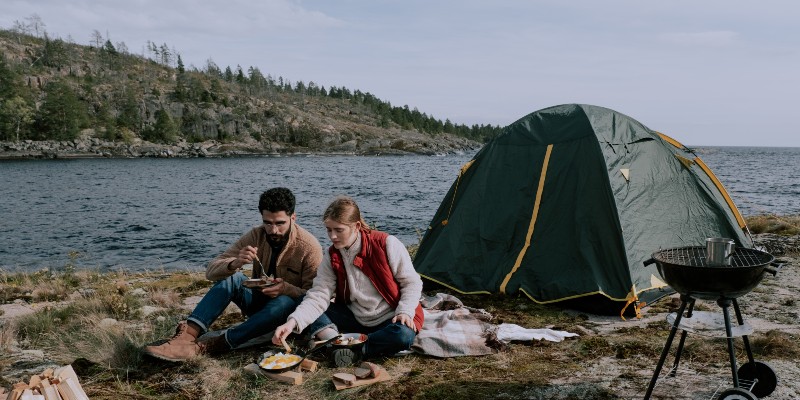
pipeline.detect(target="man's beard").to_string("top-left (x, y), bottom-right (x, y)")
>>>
top-left (266, 228), bottom-right (290, 247)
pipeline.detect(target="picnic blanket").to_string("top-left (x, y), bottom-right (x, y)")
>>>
top-left (410, 293), bottom-right (578, 358)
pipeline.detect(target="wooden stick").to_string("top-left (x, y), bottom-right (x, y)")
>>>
top-left (280, 337), bottom-right (292, 354)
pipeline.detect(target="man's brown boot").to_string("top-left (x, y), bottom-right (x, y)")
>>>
top-left (143, 321), bottom-right (202, 362)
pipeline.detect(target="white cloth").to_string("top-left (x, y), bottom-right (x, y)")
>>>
top-left (493, 323), bottom-right (579, 342)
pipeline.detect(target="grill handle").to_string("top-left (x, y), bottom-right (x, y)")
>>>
top-left (643, 258), bottom-right (656, 267)
top-left (763, 260), bottom-right (785, 276)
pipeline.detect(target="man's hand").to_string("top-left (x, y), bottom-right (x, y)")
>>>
top-left (392, 313), bottom-right (416, 332)
top-left (272, 319), bottom-right (298, 346)
top-left (260, 277), bottom-right (286, 298)
top-left (233, 245), bottom-right (258, 269)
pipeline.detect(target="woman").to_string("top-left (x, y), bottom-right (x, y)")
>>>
top-left (272, 196), bottom-right (424, 360)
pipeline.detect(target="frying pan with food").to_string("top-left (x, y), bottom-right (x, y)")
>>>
top-left (257, 335), bottom-right (341, 373)
top-left (331, 333), bottom-right (368, 351)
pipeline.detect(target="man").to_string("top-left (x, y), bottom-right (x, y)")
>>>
top-left (143, 187), bottom-right (323, 361)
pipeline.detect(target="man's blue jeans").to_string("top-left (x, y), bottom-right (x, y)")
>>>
top-left (187, 272), bottom-right (299, 348)
top-left (307, 301), bottom-right (416, 359)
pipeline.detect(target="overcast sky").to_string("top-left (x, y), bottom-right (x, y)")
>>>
top-left (2, 1), bottom-right (798, 147)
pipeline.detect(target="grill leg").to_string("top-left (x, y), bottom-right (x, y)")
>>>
top-left (718, 298), bottom-right (740, 388)
top-left (644, 296), bottom-right (690, 400)
top-left (733, 299), bottom-right (756, 364)
top-left (668, 298), bottom-right (695, 377)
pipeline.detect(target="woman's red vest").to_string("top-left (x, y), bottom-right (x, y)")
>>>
top-left (329, 229), bottom-right (424, 332)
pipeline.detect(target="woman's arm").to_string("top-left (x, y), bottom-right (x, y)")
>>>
top-left (286, 255), bottom-right (337, 333)
top-left (385, 235), bottom-right (423, 318)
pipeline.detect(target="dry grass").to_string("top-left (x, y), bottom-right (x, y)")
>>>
top-left (745, 214), bottom-right (800, 235)
top-left (3, 259), bottom-right (800, 399)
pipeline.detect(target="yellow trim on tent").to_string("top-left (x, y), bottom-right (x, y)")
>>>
top-left (500, 144), bottom-right (553, 294)
top-left (441, 160), bottom-right (475, 227)
top-left (694, 157), bottom-right (748, 229)
top-left (419, 273), bottom-right (493, 295)
top-left (518, 283), bottom-right (667, 305)
top-left (656, 131), bottom-right (686, 149)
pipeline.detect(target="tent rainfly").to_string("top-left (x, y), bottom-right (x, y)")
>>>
top-left (413, 104), bottom-right (752, 316)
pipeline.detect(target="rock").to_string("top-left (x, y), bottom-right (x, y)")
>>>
top-left (753, 233), bottom-right (800, 256)
top-left (98, 318), bottom-right (118, 328)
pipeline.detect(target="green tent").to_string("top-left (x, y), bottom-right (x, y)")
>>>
top-left (414, 104), bottom-right (752, 315)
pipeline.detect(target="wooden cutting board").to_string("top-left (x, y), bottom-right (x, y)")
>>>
top-left (332, 366), bottom-right (390, 390)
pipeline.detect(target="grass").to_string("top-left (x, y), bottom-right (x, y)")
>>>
top-left (745, 214), bottom-right (800, 235)
top-left (2, 248), bottom-right (799, 399)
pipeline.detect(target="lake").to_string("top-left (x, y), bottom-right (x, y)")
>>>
top-left (1, 146), bottom-right (798, 272)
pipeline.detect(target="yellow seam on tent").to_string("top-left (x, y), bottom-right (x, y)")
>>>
top-left (656, 131), bottom-right (686, 149)
top-left (419, 274), bottom-right (493, 295)
top-left (500, 144), bottom-right (553, 294)
top-left (518, 283), bottom-right (665, 304)
top-left (694, 157), bottom-right (747, 229)
top-left (441, 160), bottom-right (475, 226)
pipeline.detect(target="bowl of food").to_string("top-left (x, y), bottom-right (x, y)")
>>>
top-left (243, 277), bottom-right (277, 289)
top-left (331, 333), bottom-right (367, 350)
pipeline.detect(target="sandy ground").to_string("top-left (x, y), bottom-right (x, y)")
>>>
top-left (566, 253), bottom-right (800, 400)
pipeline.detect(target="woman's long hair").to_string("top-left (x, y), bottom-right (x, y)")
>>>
top-left (323, 196), bottom-right (370, 229)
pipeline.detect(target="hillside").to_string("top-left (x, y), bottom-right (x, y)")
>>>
top-left (0, 28), bottom-right (499, 158)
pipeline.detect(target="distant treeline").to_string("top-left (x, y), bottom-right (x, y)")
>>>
top-left (0, 16), bottom-right (503, 146)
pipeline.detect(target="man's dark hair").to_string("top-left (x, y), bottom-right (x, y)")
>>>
top-left (259, 187), bottom-right (295, 215)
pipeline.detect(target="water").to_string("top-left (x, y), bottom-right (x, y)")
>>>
top-left (0, 154), bottom-right (472, 272)
top-left (1, 146), bottom-right (798, 272)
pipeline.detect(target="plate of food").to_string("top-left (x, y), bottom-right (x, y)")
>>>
top-left (243, 277), bottom-right (278, 289)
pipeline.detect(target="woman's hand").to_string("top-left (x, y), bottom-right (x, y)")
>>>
top-left (392, 313), bottom-right (416, 332)
top-left (272, 319), bottom-right (298, 346)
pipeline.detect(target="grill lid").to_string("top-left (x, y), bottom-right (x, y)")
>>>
top-left (652, 246), bottom-right (774, 268)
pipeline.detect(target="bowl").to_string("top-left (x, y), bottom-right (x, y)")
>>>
top-left (242, 278), bottom-right (277, 289)
top-left (331, 333), bottom-right (368, 349)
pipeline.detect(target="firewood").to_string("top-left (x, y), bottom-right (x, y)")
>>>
top-left (332, 373), bottom-right (356, 386)
top-left (55, 378), bottom-right (88, 400)
top-left (40, 381), bottom-right (61, 400)
top-left (27, 376), bottom-right (42, 390)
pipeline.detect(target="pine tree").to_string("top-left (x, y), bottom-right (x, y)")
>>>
top-left (35, 81), bottom-right (87, 140)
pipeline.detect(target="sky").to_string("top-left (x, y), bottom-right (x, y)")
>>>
top-left (1, 1), bottom-right (799, 147)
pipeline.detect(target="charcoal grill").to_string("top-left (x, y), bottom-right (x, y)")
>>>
top-left (642, 245), bottom-right (785, 400)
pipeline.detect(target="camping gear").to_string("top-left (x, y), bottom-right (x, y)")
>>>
top-left (413, 104), bottom-right (752, 314)
top-left (644, 247), bottom-right (780, 300)
top-left (706, 237), bottom-right (736, 266)
top-left (329, 334), bottom-right (368, 367)
top-left (642, 247), bottom-right (783, 400)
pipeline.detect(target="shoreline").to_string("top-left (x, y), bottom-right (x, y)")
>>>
top-left (0, 137), bottom-right (482, 160)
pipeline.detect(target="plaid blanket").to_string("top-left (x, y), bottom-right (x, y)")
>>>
top-left (410, 293), bottom-right (498, 357)
top-left (411, 293), bottom-right (579, 358)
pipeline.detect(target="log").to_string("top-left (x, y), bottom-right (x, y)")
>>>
top-left (55, 378), bottom-right (88, 400)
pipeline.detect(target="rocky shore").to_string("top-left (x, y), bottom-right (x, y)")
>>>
top-left (0, 134), bottom-right (481, 160)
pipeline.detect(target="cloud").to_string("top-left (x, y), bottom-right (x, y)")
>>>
top-left (658, 30), bottom-right (738, 47)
